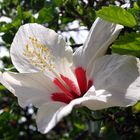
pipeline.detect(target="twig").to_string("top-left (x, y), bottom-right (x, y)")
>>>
top-left (70, 44), bottom-right (83, 48)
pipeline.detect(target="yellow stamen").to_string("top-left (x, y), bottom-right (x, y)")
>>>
top-left (23, 37), bottom-right (56, 72)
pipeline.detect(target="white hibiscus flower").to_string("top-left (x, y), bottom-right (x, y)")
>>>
top-left (1, 18), bottom-right (140, 134)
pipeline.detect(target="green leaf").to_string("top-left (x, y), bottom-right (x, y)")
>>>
top-left (112, 32), bottom-right (140, 57)
top-left (133, 101), bottom-right (140, 113)
top-left (69, 37), bottom-right (75, 45)
top-left (17, 5), bottom-right (23, 19)
top-left (23, 11), bottom-right (35, 23)
top-left (97, 5), bottom-right (137, 27)
top-left (0, 85), bottom-right (5, 91)
top-left (87, 8), bottom-right (96, 21)
top-left (53, 0), bottom-right (63, 6)
top-left (77, 5), bottom-right (84, 15)
top-left (127, 4), bottom-right (140, 29)
top-left (37, 7), bottom-right (54, 23)
top-left (134, 2), bottom-right (140, 9)
top-left (137, 0), bottom-right (140, 7)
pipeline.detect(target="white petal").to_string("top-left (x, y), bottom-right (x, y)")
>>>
top-left (73, 18), bottom-right (123, 72)
top-left (36, 99), bottom-right (81, 133)
top-left (64, 46), bottom-right (73, 64)
top-left (90, 54), bottom-right (140, 107)
top-left (0, 71), bottom-right (15, 93)
top-left (11, 23), bottom-right (73, 73)
top-left (36, 102), bottom-right (66, 133)
top-left (0, 72), bottom-right (61, 108)
top-left (82, 86), bottom-right (114, 110)
top-left (83, 87), bottom-right (128, 109)
top-left (36, 96), bottom-right (102, 133)
top-left (82, 94), bottom-right (110, 110)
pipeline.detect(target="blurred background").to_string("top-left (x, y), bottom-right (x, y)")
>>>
top-left (0, 0), bottom-right (140, 140)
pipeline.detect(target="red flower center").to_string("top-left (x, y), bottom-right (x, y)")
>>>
top-left (51, 67), bottom-right (93, 104)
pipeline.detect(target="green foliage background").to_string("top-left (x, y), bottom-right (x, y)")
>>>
top-left (0, 0), bottom-right (140, 140)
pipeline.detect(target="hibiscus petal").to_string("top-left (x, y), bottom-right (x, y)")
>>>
top-left (36, 96), bottom-right (103, 133)
top-left (83, 87), bottom-right (127, 109)
top-left (88, 54), bottom-right (140, 107)
top-left (73, 18), bottom-right (123, 73)
top-left (82, 94), bottom-right (111, 110)
top-left (11, 23), bottom-right (72, 73)
top-left (36, 102), bottom-right (66, 133)
top-left (0, 72), bottom-right (61, 108)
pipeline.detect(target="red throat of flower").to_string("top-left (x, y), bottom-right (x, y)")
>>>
top-left (51, 67), bottom-right (93, 104)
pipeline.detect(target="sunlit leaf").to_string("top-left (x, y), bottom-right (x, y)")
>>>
top-left (97, 5), bottom-right (137, 27)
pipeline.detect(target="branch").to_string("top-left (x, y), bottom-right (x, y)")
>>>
top-left (70, 44), bottom-right (83, 48)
